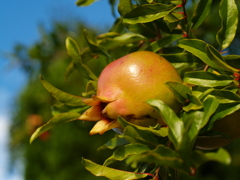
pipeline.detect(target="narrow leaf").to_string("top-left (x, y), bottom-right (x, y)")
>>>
top-left (30, 112), bottom-right (80, 143)
top-left (123, 3), bottom-right (176, 24)
top-left (40, 75), bottom-right (85, 106)
top-left (82, 158), bottom-right (150, 180)
top-left (76, 0), bottom-right (96, 6)
top-left (191, 0), bottom-right (212, 29)
top-left (184, 71), bottom-right (234, 87)
top-left (217, 0), bottom-right (238, 50)
top-left (146, 100), bottom-right (184, 149)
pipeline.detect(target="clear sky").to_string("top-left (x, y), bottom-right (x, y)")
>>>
top-left (0, 0), bottom-right (116, 179)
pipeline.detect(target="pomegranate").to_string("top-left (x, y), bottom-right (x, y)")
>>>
top-left (79, 51), bottom-right (182, 135)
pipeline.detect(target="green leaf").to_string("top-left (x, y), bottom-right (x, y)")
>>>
top-left (117, 116), bottom-right (168, 137)
top-left (217, 0), bottom-right (239, 50)
top-left (178, 39), bottom-right (239, 72)
top-left (82, 158), bottom-right (150, 180)
top-left (205, 44), bottom-right (239, 72)
top-left (99, 32), bottom-right (146, 50)
top-left (123, 3), bottom-right (176, 24)
top-left (51, 102), bottom-right (89, 116)
top-left (40, 75), bottom-right (85, 106)
top-left (146, 34), bottom-right (183, 52)
top-left (119, 125), bottom-right (159, 148)
top-left (161, 53), bottom-right (204, 75)
top-left (126, 145), bottom-right (191, 173)
top-left (183, 93), bottom-right (203, 112)
top-left (146, 100), bottom-right (184, 149)
top-left (193, 148), bottom-right (231, 168)
top-left (98, 136), bottom-right (129, 151)
top-left (191, 0), bottom-right (212, 29)
top-left (199, 89), bottom-right (240, 103)
top-left (207, 102), bottom-right (240, 130)
top-left (30, 112), bottom-right (80, 143)
top-left (184, 71), bottom-right (234, 87)
top-left (75, 0), bottom-right (96, 6)
top-left (164, 12), bottom-right (185, 23)
top-left (118, 0), bottom-right (133, 16)
top-left (165, 81), bottom-right (192, 103)
top-left (66, 37), bottom-right (98, 80)
top-left (104, 143), bottom-right (150, 166)
top-left (83, 29), bottom-right (113, 61)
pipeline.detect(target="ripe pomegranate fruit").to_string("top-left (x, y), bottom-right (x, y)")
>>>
top-left (79, 51), bottom-right (182, 135)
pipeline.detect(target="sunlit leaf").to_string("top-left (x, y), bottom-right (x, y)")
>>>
top-left (165, 81), bottom-right (192, 103)
top-left (217, 0), bottom-right (238, 50)
top-left (118, 0), bottom-right (133, 16)
top-left (123, 3), bottom-right (176, 24)
top-left (146, 100), bottom-right (184, 149)
top-left (178, 39), bottom-right (239, 72)
top-left (30, 112), bottom-right (80, 143)
top-left (184, 71), bottom-right (234, 87)
top-left (183, 93), bottom-right (203, 112)
top-left (82, 158), bottom-right (150, 179)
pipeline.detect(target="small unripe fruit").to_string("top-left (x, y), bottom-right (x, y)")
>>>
top-left (80, 51), bottom-right (182, 135)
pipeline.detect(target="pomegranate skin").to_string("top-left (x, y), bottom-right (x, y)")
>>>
top-left (80, 51), bottom-right (183, 134)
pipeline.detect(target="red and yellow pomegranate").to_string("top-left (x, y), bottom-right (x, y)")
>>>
top-left (79, 51), bottom-right (182, 135)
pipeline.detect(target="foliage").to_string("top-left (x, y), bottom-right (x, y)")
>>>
top-left (10, 0), bottom-right (240, 179)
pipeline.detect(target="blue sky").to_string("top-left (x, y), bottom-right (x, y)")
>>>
top-left (0, 0), bottom-right (116, 179)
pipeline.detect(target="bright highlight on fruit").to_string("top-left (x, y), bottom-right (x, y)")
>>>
top-left (79, 51), bottom-right (182, 135)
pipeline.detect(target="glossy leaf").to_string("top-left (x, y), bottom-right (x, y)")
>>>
top-left (146, 100), bottom-right (184, 149)
top-left (126, 145), bottom-right (191, 173)
top-left (30, 112), bottom-right (81, 143)
top-left (165, 81), bottom-right (192, 103)
top-left (184, 71), bottom-right (234, 87)
top-left (123, 3), bottom-right (176, 24)
top-left (217, 0), bottom-right (238, 50)
top-left (178, 39), bottom-right (239, 72)
top-left (104, 143), bottom-right (150, 166)
top-left (82, 158), bottom-right (150, 180)
top-left (146, 34), bottom-right (183, 52)
top-left (66, 37), bottom-right (98, 80)
top-left (191, 0), bottom-right (212, 29)
top-left (40, 75), bottom-right (85, 106)
top-left (205, 44), bottom-right (239, 72)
